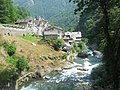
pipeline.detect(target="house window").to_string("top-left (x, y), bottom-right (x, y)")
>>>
top-left (76, 37), bottom-right (81, 39)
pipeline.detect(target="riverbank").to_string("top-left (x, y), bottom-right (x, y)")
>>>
top-left (16, 52), bottom-right (78, 89)
top-left (16, 60), bottom-right (77, 90)
top-left (20, 56), bottom-right (101, 90)
top-left (0, 35), bottom-right (75, 89)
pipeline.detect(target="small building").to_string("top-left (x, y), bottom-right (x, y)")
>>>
top-left (63, 31), bottom-right (82, 44)
top-left (15, 17), bottom-right (49, 36)
top-left (44, 26), bottom-right (63, 39)
top-left (71, 32), bottom-right (82, 43)
top-left (15, 19), bottom-right (33, 29)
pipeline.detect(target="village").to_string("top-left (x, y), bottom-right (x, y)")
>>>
top-left (0, 17), bottom-right (82, 51)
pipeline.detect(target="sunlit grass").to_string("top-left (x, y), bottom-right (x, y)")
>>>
top-left (22, 35), bottom-right (42, 43)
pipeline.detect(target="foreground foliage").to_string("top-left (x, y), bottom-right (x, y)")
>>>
top-left (53, 39), bottom-right (64, 51)
top-left (0, 0), bottom-right (30, 24)
top-left (70, 0), bottom-right (120, 89)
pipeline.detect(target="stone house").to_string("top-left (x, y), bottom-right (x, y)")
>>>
top-left (15, 19), bottom-right (33, 29)
top-left (44, 25), bottom-right (63, 39)
top-left (15, 17), bottom-right (49, 36)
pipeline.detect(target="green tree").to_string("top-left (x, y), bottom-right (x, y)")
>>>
top-left (0, 0), bottom-right (30, 24)
top-left (15, 6), bottom-right (30, 19)
top-left (78, 41), bottom-right (88, 52)
top-left (53, 39), bottom-right (64, 51)
top-left (70, 0), bottom-right (120, 89)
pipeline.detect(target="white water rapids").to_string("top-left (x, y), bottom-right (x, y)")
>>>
top-left (20, 56), bottom-right (101, 90)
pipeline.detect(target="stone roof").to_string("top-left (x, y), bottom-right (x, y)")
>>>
top-left (45, 26), bottom-right (62, 31)
top-left (15, 19), bottom-right (32, 24)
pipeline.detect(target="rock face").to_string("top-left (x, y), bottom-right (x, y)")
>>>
top-left (78, 52), bottom-right (88, 58)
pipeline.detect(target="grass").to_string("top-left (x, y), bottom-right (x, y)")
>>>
top-left (22, 35), bottom-right (42, 43)
top-left (0, 60), bottom-right (9, 71)
top-left (1, 35), bottom-right (64, 71)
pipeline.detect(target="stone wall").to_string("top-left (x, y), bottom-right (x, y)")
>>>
top-left (0, 27), bottom-right (32, 36)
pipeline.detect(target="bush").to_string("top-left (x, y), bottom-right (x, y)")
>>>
top-left (2, 41), bottom-right (16, 56)
top-left (78, 41), bottom-right (88, 52)
top-left (45, 38), bottom-right (54, 45)
top-left (62, 53), bottom-right (67, 60)
top-left (7, 44), bottom-right (16, 56)
top-left (6, 55), bottom-right (18, 67)
top-left (53, 39), bottom-right (64, 51)
top-left (70, 42), bottom-right (81, 53)
top-left (0, 65), bottom-right (16, 83)
top-left (16, 56), bottom-right (28, 72)
top-left (6, 55), bottom-right (29, 73)
top-left (71, 47), bottom-right (76, 53)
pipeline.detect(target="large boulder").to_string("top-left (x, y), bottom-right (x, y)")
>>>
top-left (78, 52), bottom-right (88, 58)
top-left (93, 50), bottom-right (103, 58)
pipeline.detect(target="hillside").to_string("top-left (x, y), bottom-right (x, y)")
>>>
top-left (14, 0), bottom-right (79, 31)
top-left (0, 34), bottom-right (73, 72)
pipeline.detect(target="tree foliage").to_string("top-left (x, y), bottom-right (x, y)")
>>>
top-left (0, 0), bottom-right (30, 24)
top-left (6, 55), bottom-right (29, 73)
top-left (0, 64), bottom-right (16, 83)
top-left (70, 0), bottom-right (120, 89)
top-left (2, 41), bottom-right (16, 56)
top-left (53, 39), bottom-right (64, 51)
top-left (16, 56), bottom-right (28, 73)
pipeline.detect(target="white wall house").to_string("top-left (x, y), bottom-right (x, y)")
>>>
top-left (63, 31), bottom-right (82, 45)
top-left (71, 32), bottom-right (82, 43)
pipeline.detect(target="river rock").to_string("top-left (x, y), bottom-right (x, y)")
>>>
top-left (77, 67), bottom-right (84, 70)
top-left (83, 58), bottom-right (90, 61)
top-left (87, 50), bottom-right (93, 56)
top-left (78, 52), bottom-right (88, 58)
top-left (31, 43), bottom-right (36, 46)
top-left (79, 80), bottom-right (84, 83)
top-left (43, 75), bottom-right (50, 80)
top-left (35, 72), bottom-right (41, 78)
top-left (93, 50), bottom-right (103, 58)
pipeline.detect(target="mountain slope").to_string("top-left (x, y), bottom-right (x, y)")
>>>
top-left (14, 0), bottom-right (79, 31)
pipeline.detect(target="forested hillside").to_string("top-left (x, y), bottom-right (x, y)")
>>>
top-left (0, 0), bottom-right (30, 24)
top-left (14, 0), bottom-right (79, 31)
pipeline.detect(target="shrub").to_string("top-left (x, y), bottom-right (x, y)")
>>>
top-left (53, 39), bottom-right (64, 51)
top-left (45, 38), bottom-right (54, 45)
top-left (0, 65), bottom-right (16, 83)
top-left (16, 56), bottom-right (28, 72)
top-left (62, 53), bottom-right (67, 60)
top-left (6, 44), bottom-right (16, 56)
top-left (38, 38), bottom-right (54, 46)
top-left (2, 41), bottom-right (16, 56)
top-left (71, 42), bottom-right (81, 53)
top-left (71, 47), bottom-right (76, 53)
top-left (78, 41), bottom-right (88, 52)
top-left (6, 55), bottom-right (29, 73)
top-left (6, 55), bottom-right (18, 67)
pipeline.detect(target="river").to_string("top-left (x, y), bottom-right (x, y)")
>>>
top-left (20, 55), bottom-right (101, 90)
